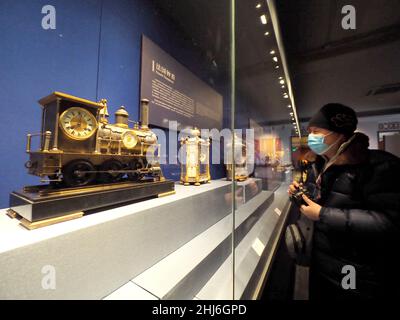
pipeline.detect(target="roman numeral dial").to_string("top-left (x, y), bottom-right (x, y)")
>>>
top-left (59, 107), bottom-right (98, 140)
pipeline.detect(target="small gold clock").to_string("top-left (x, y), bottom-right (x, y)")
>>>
top-left (180, 127), bottom-right (211, 186)
top-left (122, 131), bottom-right (138, 149)
top-left (59, 107), bottom-right (98, 140)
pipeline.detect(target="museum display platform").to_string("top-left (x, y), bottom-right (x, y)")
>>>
top-left (9, 179), bottom-right (175, 225)
top-left (0, 178), bottom-right (291, 300)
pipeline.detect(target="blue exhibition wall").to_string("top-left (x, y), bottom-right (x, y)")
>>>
top-left (0, 0), bottom-right (228, 208)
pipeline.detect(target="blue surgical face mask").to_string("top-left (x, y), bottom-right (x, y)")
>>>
top-left (308, 132), bottom-right (337, 155)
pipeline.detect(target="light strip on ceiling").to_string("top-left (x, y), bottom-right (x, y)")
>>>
top-left (266, 0), bottom-right (301, 137)
top-left (260, 14), bottom-right (268, 24)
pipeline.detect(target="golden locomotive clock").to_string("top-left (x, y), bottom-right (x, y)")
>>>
top-left (25, 92), bottom-right (164, 187)
top-left (9, 92), bottom-right (175, 229)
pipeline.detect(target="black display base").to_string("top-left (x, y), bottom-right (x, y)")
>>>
top-left (9, 179), bottom-right (175, 223)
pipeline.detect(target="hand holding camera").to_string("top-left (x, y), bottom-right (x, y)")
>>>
top-left (288, 181), bottom-right (322, 221)
top-left (288, 180), bottom-right (301, 196)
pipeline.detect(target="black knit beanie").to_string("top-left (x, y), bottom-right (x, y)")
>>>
top-left (308, 103), bottom-right (358, 136)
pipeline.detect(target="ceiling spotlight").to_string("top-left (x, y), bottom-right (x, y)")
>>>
top-left (284, 95), bottom-right (289, 99)
top-left (281, 85), bottom-right (285, 89)
top-left (273, 56), bottom-right (278, 62)
top-left (270, 50), bottom-right (275, 55)
top-left (260, 14), bottom-right (267, 25)
top-left (264, 31), bottom-right (270, 36)
top-left (279, 79), bottom-right (285, 84)
top-left (256, 3), bottom-right (262, 9)
top-left (279, 76), bottom-right (283, 80)
top-left (290, 112), bottom-right (293, 115)
top-left (275, 65), bottom-right (280, 69)
top-left (288, 105), bottom-right (292, 108)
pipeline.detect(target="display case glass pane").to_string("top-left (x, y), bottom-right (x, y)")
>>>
top-left (0, 0), bottom-right (237, 300)
top-left (232, 0), bottom-right (296, 299)
top-left (0, 0), bottom-right (300, 301)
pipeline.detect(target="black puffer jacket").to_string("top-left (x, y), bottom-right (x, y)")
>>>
top-left (307, 132), bottom-right (400, 299)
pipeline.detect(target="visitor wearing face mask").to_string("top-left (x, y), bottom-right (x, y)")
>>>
top-left (288, 103), bottom-right (400, 299)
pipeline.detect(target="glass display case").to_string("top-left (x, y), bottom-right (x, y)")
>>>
top-left (0, 0), bottom-right (298, 300)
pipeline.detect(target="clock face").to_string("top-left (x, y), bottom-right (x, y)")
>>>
top-left (122, 131), bottom-right (138, 149)
top-left (59, 107), bottom-right (98, 140)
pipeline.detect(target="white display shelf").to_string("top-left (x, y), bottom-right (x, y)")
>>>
top-left (104, 282), bottom-right (158, 300)
top-left (104, 183), bottom-right (291, 300)
top-left (0, 178), bottom-right (269, 299)
top-left (195, 183), bottom-right (291, 300)
top-left (130, 190), bottom-right (274, 300)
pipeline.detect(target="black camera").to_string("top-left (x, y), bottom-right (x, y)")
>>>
top-left (290, 185), bottom-right (314, 207)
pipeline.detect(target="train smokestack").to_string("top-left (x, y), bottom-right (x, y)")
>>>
top-left (140, 98), bottom-right (149, 130)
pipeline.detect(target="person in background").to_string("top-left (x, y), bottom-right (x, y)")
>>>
top-left (288, 103), bottom-right (400, 299)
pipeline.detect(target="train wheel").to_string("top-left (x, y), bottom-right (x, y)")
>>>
top-left (99, 159), bottom-right (124, 183)
top-left (62, 160), bottom-right (96, 187)
top-left (127, 158), bottom-right (145, 182)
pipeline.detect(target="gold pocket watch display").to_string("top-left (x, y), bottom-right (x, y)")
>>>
top-left (59, 106), bottom-right (98, 140)
top-left (180, 127), bottom-right (211, 186)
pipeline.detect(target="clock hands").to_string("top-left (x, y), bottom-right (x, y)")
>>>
top-left (70, 114), bottom-right (86, 130)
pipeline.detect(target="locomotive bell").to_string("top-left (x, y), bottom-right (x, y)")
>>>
top-left (115, 106), bottom-right (129, 128)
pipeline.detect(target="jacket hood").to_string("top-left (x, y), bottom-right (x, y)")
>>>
top-left (334, 132), bottom-right (370, 165)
